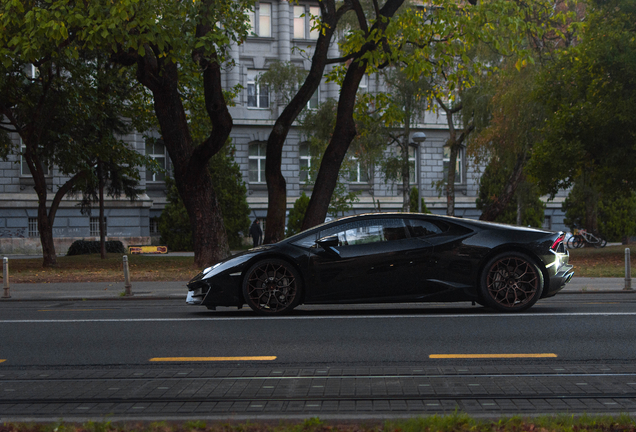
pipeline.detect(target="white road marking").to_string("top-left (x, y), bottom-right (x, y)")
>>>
top-left (2, 311), bottom-right (636, 323)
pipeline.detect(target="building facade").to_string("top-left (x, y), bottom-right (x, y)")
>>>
top-left (0, 0), bottom-right (568, 254)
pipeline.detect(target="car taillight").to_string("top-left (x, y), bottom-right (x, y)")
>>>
top-left (551, 233), bottom-right (565, 251)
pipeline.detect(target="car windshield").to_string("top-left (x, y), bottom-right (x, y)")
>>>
top-left (286, 219), bottom-right (339, 248)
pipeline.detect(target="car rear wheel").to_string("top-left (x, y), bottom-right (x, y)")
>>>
top-left (242, 259), bottom-right (302, 315)
top-left (479, 252), bottom-right (544, 312)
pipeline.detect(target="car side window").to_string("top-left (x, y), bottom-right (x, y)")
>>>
top-left (320, 219), bottom-right (408, 246)
top-left (407, 219), bottom-right (444, 238)
top-left (290, 232), bottom-right (319, 248)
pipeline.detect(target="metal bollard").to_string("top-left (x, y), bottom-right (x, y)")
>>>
top-left (2, 257), bottom-right (10, 299)
top-left (625, 248), bottom-right (633, 291)
top-left (123, 255), bottom-right (132, 296)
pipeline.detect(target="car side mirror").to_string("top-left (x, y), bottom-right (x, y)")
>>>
top-left (316, 234), bottom-right (340, 257)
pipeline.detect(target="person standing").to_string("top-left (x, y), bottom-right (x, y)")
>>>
top-left (249, 219), bottom-right (263, 247)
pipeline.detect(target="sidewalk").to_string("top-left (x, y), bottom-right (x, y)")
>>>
top-left (0, 277), bottom-right (634, 302)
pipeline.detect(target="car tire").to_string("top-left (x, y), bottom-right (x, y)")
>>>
top-left (242, 259), bottom-right (302, 315)
top-left (479, 252), bottom-right (544, 312)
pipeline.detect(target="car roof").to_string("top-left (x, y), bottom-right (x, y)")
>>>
top-left (284, 212), bottom-right (553, 241)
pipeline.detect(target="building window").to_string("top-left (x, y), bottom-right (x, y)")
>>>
top-left (293, 6), bottom-right (305, 39)
top-left (543, 216), bottom-right (552, 230)
top-left (309, 6), bottom-right (320, 39)
top-left (90, 217), bottom-right (106, 237)
top-left (293, 5), bottom-right (320, 39)
top-left (443, 146), bottom-right (462, 184)
top-left (247, 71), bottom-right (269, 108)
top-left (359, 74), bottom-right (368, 92)
top-left (149, 217), bottom-right (160, 236)
top-left (349, 157), bottom-right (368, 183)
top-left (146, 139), bottom-right (167, 182)
top-left (20, 139), bottom-right (49, 177)
top-left (307, 88), bottom-right (319, 109)
top-left (248, 3), bottom-right (271, 37)
top-left (28, 218), bottom-right (38, 238)
top-left (408, 146), bottom-right (416, 184)
top-left (299, 142), bottom-right (312, 183)
top-left (249, 142), bottom-right (267, 183)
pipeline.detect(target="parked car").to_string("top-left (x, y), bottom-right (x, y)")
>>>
top-left (187, 213), bottom-right (573, 314)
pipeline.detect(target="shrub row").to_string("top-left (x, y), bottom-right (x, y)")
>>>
top-left (66, 240), bottom-right (126, 256)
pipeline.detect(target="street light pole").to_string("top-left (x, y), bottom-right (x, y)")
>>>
top-left (411, 132), bottom-right (427, 213)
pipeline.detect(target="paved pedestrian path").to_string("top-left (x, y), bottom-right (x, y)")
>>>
top-left (0, 277), bottom-right (634, 302)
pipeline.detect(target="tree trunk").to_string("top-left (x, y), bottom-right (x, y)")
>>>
top-left (585, 193), bottom-right (599, 234)
top-left (38, 205), bottom-right (57, 267)
top-left (98, 161), bottom-right (106, 259)
top-left (263, 0), bottom-right (340, 244)
top-left (24, 150), bottom-right (57, 267)
top-left (301, 60), bottom-right (367, 230)
top-left (177, 169), bottom-right (229, 267)
top-left (133, 43), bottom-right (233, 268)
top-left (301, 0), bottom-right (405, 230)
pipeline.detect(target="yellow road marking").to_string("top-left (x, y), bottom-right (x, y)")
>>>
top-left (149, 356), bottom-right (277, 362)
top-left (429, 353), bottom-right (557, 359)
top-left (0, 360), bottom-right (6, 363)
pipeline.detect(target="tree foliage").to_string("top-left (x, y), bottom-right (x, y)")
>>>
top-left (301, 0), bottom-right (579, 230)
top-left (562, 179), bottom-right (636, 242)
top-left (477, 161), bottom-right (544, 228)
top-left (286, 192), bottom-right (310, 238)
top-left (373, 67), bottom-right (431, 212)
top-left (0, 15), bottom-right (148, 266)
top-left (409, 187), bottom-right (430, 214)
top-left (529, 0), bottom-right (636, 197)
top-left (468, 61), bottom-right (545, 222)
top-left (258, 62), bottom-right (309, 110)
top-left (0, 0), bottom-right (255, 267)
top-left (599, 194), bottom-right (636, 242)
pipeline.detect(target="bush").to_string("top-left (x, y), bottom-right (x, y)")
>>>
top-left (158, 177), bottom-right (192, 252)
top-left (409, 187), bottom-right (431, 213)
top-left (286, 192), bottom-right (310, 237)
top-left (67, 240), bottom-right (126, 256)
top-left (599, 193), bottom-right (636, 241)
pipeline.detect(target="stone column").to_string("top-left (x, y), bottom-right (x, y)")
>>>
top-left (226, 41), bottom-right (241, 102)
top-left (278, 0), bottom-right (291, 62)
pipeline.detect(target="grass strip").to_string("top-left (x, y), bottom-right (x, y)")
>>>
top-left (1, 414), bottom-right (636, 432)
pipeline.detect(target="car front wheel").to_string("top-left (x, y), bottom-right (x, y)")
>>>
top-left (242, 259), bottom-right (302, 315)
top-left (479, 252), bottom-right (544, 312)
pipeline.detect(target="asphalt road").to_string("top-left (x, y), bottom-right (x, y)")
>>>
top-left (2, 294), bottom-right (636, 420)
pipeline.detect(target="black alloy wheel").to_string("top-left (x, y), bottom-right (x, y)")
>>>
top-left (479, 252), bottom-right (544, 312)
top-left (242, 259), bottom-right (302, 314)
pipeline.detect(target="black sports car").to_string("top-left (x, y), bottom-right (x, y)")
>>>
top-left (187, 213), bottom-right (574, 314)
